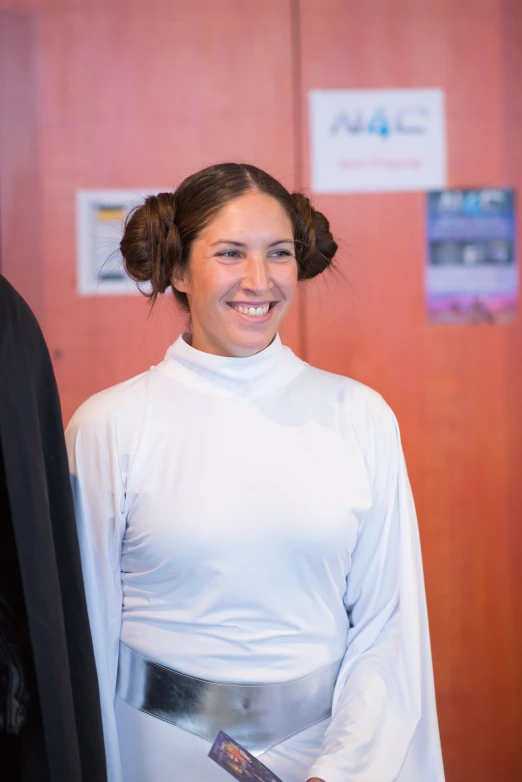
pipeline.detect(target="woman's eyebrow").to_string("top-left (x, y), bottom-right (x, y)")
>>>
top-left (210, 240), bottom-right (246, 247)
top-left (268, 239), bottom-right (294, 247)
top-left (210, 239), bottom-right (294, 248)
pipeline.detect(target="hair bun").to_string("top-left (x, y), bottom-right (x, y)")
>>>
top-left (290, 192), bottom-right (338, 280)
top-left (120, 191), bottom-right (182, 297)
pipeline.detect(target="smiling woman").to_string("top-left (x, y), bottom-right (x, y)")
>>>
top-left (170, 189), bottom-right (299, 357)
top-left (66, 163), bottom-right (444, 782)
top-left (120, 163), bottom-right (336, 356)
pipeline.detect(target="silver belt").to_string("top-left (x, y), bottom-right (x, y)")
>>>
top-left (116, 642), bottom-right (342, 756)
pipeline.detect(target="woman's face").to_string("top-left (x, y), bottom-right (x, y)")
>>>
top-left (173, 191), bottom-right (298, 357)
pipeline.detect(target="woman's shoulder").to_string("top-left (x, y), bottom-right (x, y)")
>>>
top-left (66, 369), bottom-right (152, 439)
top-left (301, 362), bottom-right (394, 425)
top-left (299, 362), bottom-right (401, 472)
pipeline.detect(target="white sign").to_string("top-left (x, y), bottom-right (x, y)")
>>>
top-left (76, 189), bottom-right (158, 295)
top-left (309, 89), bottom-right (446, 193)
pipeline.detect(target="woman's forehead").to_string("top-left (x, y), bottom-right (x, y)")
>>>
top-left (200, 192), bottom-right (293, 242)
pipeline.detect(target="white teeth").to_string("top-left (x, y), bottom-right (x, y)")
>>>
top-left (233, 304), bottom-right (270, 316)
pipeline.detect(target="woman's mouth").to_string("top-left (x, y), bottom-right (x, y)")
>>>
top-left (227, 302), bottom-right (277, 318)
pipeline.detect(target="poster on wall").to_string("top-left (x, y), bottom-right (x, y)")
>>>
top-left (76, 189), bottom-right (156, 295)
top-left (426, 188), bottom-right (517, 324)
top-left (309, 88), bottom-right (446, 193)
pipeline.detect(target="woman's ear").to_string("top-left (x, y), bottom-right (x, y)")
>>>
top-left (171, 267), bottom-right (190, 294)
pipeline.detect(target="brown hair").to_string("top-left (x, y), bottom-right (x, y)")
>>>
top-left (120, 163), bottom-right (337, 310)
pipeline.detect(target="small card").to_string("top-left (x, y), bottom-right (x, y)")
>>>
top-left (208, 730), bottom-right (284, 781)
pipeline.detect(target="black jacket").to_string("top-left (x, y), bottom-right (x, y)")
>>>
top-left (0, 275), bottom-right (107, 782)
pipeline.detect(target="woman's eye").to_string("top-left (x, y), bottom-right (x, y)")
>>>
top-left (270, 249), bottom-right (292, 260)
top-left (217, 250), bottom-right (241, 259)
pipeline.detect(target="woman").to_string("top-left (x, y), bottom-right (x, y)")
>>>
top-left (66, 163), bottom-right (445, 782)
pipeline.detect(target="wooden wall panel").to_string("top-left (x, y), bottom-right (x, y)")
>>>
top-left (1, 0), bottom-right (299, 422)
top-left (298, 1), bottom-right (522, 780)
top-left (501, 0), bottom-right (522, 768)
top-left (0, 11), bottom-right (44, 322)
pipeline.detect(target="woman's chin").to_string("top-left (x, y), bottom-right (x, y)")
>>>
top-left (226, 326), bottom-right (277, 357)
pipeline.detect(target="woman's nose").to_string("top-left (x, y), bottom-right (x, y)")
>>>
top-left (241, 256), bottom-right (271, 293)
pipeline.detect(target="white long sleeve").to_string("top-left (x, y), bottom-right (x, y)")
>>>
top-left (64, 335), bottom-right (443, 782)
top-left (65, 387), bottom-right (136, 782)
top-left (307, 400), bottom-right (444, 782)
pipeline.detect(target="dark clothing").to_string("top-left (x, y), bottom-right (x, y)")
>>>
top-left (0, 276), bottom-right (107, 782)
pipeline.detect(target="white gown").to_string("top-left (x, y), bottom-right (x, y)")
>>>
top-left (65, 334), bottom-right (445, 782)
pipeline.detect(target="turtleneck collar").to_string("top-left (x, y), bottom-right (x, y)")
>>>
top-left (157, 333), bottom-right (304, 399)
